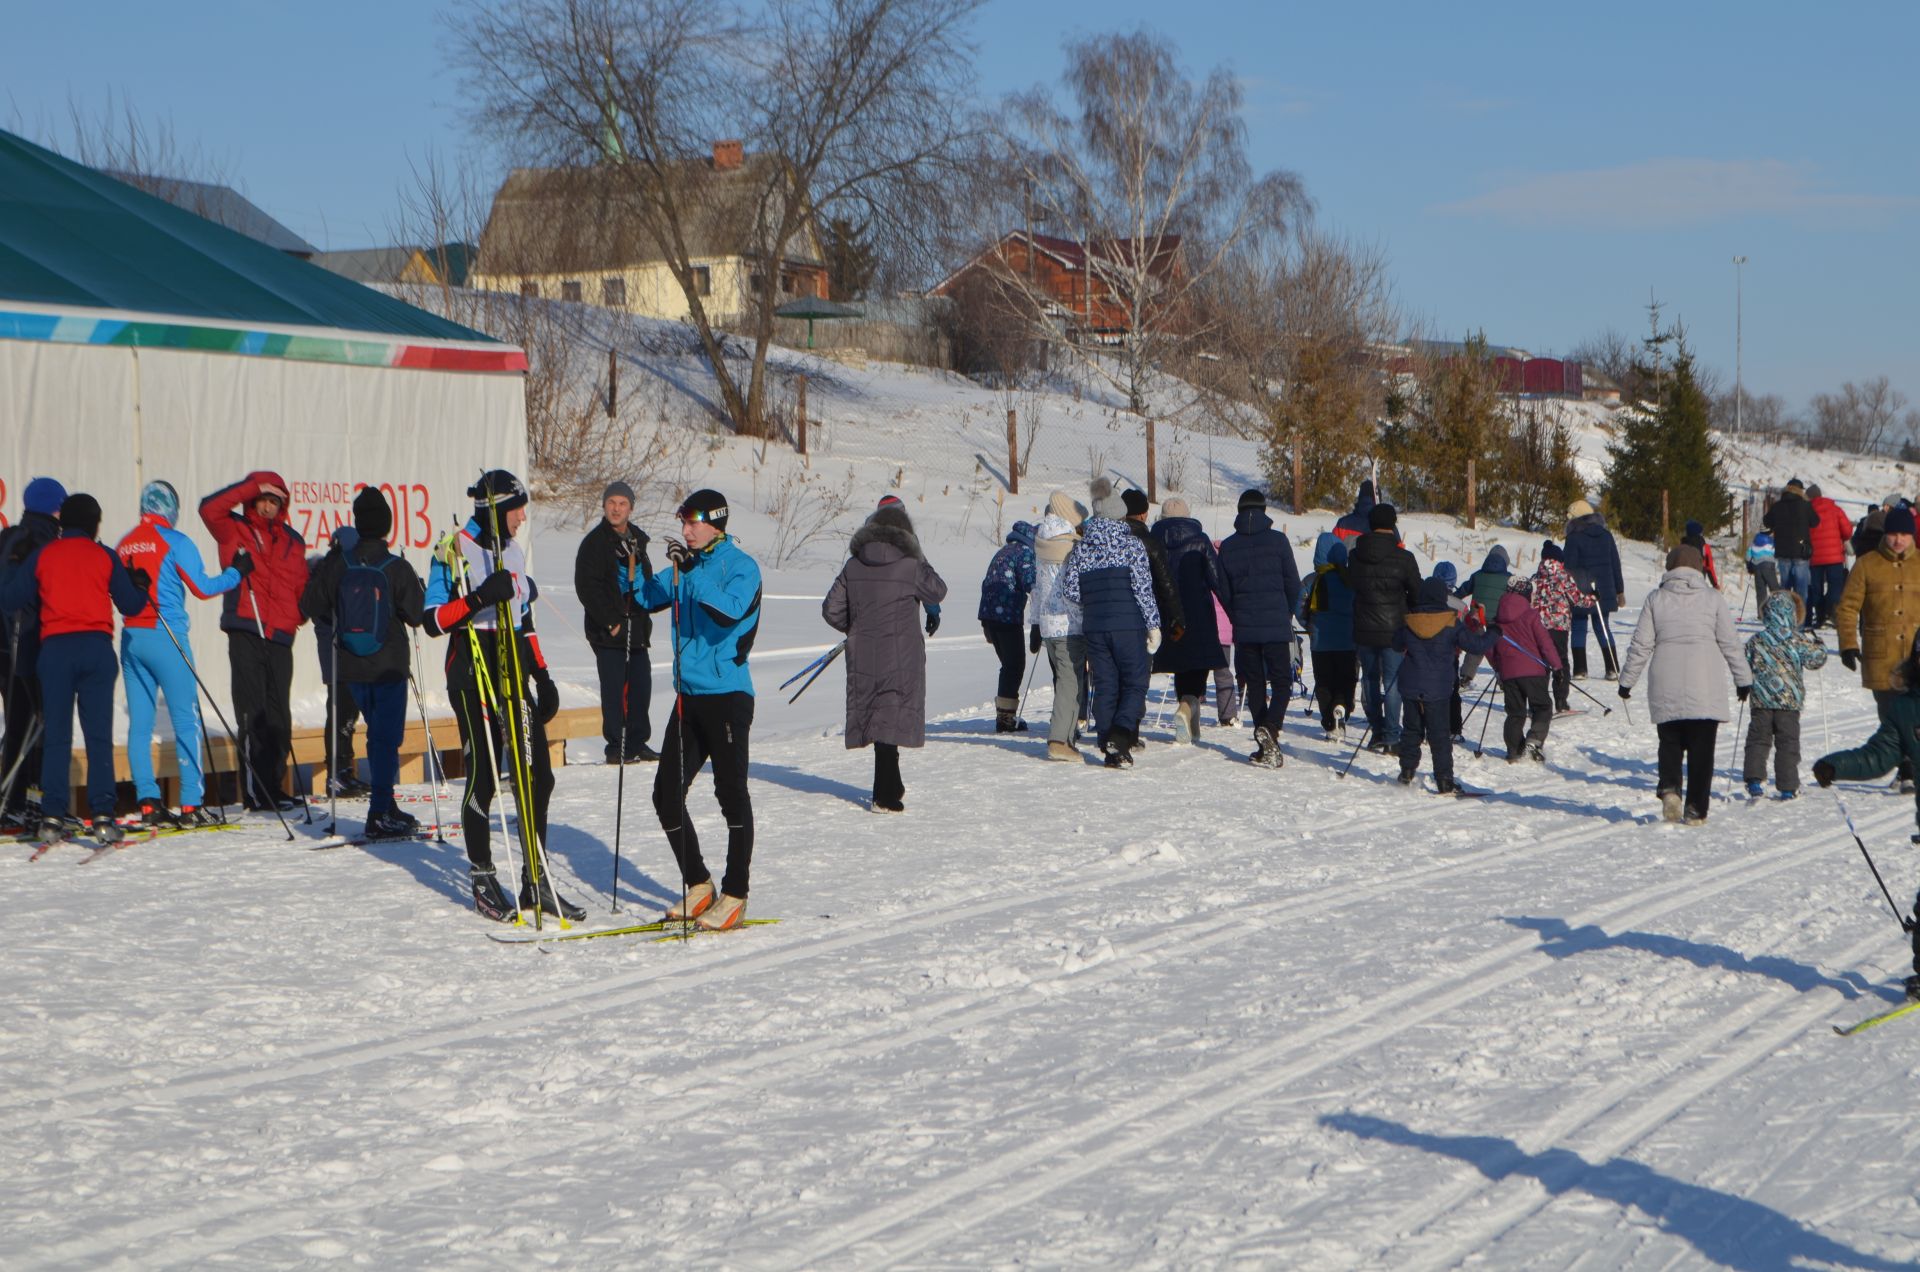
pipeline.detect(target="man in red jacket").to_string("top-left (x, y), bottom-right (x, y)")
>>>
top-left (199, 471), bottom-right (309, 811)
top-left (1806, 483), bottom-right (1853, 630)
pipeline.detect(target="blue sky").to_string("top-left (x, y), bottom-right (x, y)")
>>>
top-left (4, 1), bottom-right (1914, 407)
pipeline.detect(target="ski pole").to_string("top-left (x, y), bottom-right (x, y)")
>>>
top-left (1337, 656), bottom-right (1404, 777)
top-left (672, 562), bottom-right (691, 936)
top-left (407, 621), bottom-right (447, 844)
top-left (479, 478), bottom-right (553, 930)
top-left (192, 699), bottom-right (228, 824)
top-left (1457, 670), bottom-right (1497, 736)
top-left (327, 634), bottom-right (339, 836)
top-left (0, 713), bottom-right (43, 818)
top-left (154, 610), bottom-right (293, 841)
top-left (779, 641), bottom-right (845, 692)
top-left (1473, 669), bottom-right (1501, 759)
top-left (1721, 692), bottom-right (1749, 800)
top-left (787, 642), bottom-right (844, 704)
top-left (1832, 788), bottom-right (1914, 934)
top-left (1015, 638), bottom-right (1041, 722)
top-left (612, 560), bottom-right (634, 913)
top-left (1496, 633), bottom-right (1612, 716)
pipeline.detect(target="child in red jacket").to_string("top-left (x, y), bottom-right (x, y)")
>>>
top-left (1488, 582), bottom-right (1563, 763)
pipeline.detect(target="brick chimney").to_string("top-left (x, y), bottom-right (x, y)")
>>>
top-left (712, 139), bottom-right (744, 171)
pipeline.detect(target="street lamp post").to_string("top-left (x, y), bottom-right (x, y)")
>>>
top-left (1733, 255), bottom-right (1748, 435)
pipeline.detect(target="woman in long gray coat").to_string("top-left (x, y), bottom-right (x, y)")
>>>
top-left (1617, 543), bottom-right (1752, 825)
top-left (823, 499), bottom-right (949, 812)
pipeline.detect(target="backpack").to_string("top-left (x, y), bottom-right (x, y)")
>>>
top-left (336, 553), bottom-right (397, 657)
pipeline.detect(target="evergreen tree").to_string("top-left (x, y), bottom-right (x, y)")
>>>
top-left (822, 216), bottom-right (875, 301)
top-left (1599, 339), bottom-right (1730, 542)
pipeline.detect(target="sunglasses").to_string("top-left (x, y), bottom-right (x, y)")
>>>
top-left (678, 505), bottom-right (726, 524)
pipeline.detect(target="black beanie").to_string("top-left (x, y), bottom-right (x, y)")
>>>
top-left (1238, 488), bottom-right (1267, 511)
top-left (1369, 502), bottom-right (1398, 531)
top-left (469, 469), bottom-right (529, 515)
top-left (58, 493), bottom-right (102, 538)
top-left (678, 488), bottom-right (729, 531)
top-left (353, 485), bottom-right (393, 540)
top-left (1121, 488), bottom-right (1150, 518)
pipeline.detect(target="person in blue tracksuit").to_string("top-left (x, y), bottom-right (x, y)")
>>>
top-left (115, 481), bottom-right (246, 826)
top-left (1218, 489), bottom-right (1301, 767)
top-left (632, 488), bottom-right (763, 931)
top-left (1062, 490), bottom-right (1160, 768)
top-left (0, 494), bottom-right (149, 844)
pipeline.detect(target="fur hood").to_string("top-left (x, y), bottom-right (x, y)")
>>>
top-left (850, 519), bottom-right (924, 563)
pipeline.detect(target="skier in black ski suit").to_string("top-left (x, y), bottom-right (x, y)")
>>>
top-left (0, 476), bottom-right (66, 831)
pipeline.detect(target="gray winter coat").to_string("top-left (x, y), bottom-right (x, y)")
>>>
top-left (823, 521), bottom-right (949, 748)
top-left (1617, 567), bottom-right (1752, 725)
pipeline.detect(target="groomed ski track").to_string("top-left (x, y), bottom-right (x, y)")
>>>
top-left (6, 656), bottom-right (1917, 1269)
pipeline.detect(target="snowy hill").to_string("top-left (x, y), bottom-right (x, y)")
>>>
top-left (10, 311), bottom-right (1920, 1269)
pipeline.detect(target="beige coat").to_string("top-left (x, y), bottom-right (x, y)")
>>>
top-left (1834, 542), bottom-right (1920, 691)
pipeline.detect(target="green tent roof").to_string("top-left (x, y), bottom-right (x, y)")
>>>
top-left (0, 129), bottom-right (499, 345)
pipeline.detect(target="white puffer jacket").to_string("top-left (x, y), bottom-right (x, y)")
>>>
top-left (1030, 513), bottom-right (1084, 639)
top-left (1617, 567), bottom-right (1751, 724)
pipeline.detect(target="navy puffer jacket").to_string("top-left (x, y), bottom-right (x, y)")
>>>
top-left (1062, 517), bottom-right (1159, 634)
top-left (1564, 513), bottom-right (1625, 612)
top-left (1150, 516), bottom-right (1230, 672)
top-left (1217, 507), bottom-right (1301, 645)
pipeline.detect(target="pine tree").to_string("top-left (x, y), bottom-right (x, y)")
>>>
top-left (822, 216), bottom-right (875, 301)
top-left (1599, 338), bottom-right (1729, 542)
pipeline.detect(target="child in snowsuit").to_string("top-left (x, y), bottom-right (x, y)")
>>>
top-left (1487, 581), bottom-right (1562, 762)
top-left (1529, 541), bottom-right (1592, 713)
top-left (978, 521), bottom-right (1037, 732)
top-left (1813, 629), bottom-right (1920, 998)
top-left (1300, 531), bottom-right (1356, 739)
top-left (1062, 498), bottom-right (1160, 768)
top-left (1743, 591), bottom-right (1827, 798)
top-left (1746, 531), bottom-right (1779, 615)
top-left (1453, 545), bottom-right (1510, 685)
top-left (1391, 578), bottom-right (1494, 794)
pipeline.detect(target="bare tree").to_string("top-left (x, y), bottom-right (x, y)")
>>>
top-left (450, 0), bottom-right (983, 437)
top-left (1810, 376), bottom-right (1911, 455)
top-left (41, 92), bottom-right (251, 228)
top-left (998, 30), bottom-right (1309, 416)
top-left (1708, 386), bottom-right (1791, 438)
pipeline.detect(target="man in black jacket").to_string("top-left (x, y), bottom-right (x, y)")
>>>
top-left (300, 487), bottom-right (429, 839)
top-left (0, 476), bottom-right (67, 831)
top-left (1346, 502), bottom-right (1421, 752)
top-left (575, 481), bottom-right (657, 764)
top-left (1763, 478), bottom-right (1819, 608)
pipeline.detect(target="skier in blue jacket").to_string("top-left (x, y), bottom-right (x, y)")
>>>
top-left (1063, 489), bottom-right (1160, 768)
top-left (632, 488), bottom-right (763, 931)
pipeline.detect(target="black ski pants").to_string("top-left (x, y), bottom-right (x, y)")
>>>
top-left (1742, 705), bottom-right (1803, 792)
top-left (1398, 698), bottom-right (1454, 783)
top-left (653, 691), bottom-right (756, 898)
top-left (1311, 649), bottom-right (1357, 733)
top-left (1548, 629), bottom-right (1572, 711)
top-left (1238, 641), bottom-right (1292, 735)
top-left (873, 742), bottom-right (903, 805)
top-left (448, 639), bottom-right (554, 876)
top-left (983, 621), bottom-right (1026, 701)
top-left (1503, 675), bottom-right (1553, 757)
top-left (594, 642), bottom-right (652, 759)
top-left (1656, 718), bottom-right (1719, 820)
top-left (1, 666), bottom-right (43, 818)
top-left (324, 677), bottom-right (361, 783)
top-left (228, 631), bottom-right (293, 806)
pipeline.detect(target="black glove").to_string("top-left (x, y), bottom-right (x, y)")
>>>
top-left (471, 569), bottom-right (516, 607)
top-left (1842, 649), bottom-right (1861, 672)
top-left (1029, 624), bottom-right (1041, 653)
top-left (1736, 683), bottom-right (1751, 702)
top-left (532, 668), bottom-right (560, 725)
top-left (8, 537), bottom-right (33, 565)
top-left (664, 540), bottom-right (699, 573)
top-left (1813, 759), bottom-right (1837, 788)
top-left (1618, 686), bottom-right (1632, 700)
top-left (126, 566), bottom-right (152, 594)
top-left (231, 549), bottom-right (256, 578)
top-left (925, 611), bottom-right (941, 637)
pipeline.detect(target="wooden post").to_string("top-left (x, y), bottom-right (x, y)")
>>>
top-left (1741, 496), bottom-right (1748, 547)
top-left (1662, 488), bottom-right (1671, 546)
top-left (1007, 408), bottom-right (1019, 495)
top-left (1145, 416), bottom-right (1157, 502)
top-left (1466, 459), bottom-right (1476, 530)
top-left (1292, 446), bottom-right (1304, 514)
top-left (606, 347), bottom-right (617, 418)
top-left (797, 374), bottom-right (808, 460)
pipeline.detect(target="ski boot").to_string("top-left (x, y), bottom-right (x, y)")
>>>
top-left (1745, 781), bottom-right (1765, 799)
top-left (697, 893), bottom-right (748, 932)
top-left (138, 801), bottom-right (179, 829)
top-left (666, 880), bottom-right (716, 921)
top-left (1905, 973), bottom-right (1920, 1003)
top-left (177, 805), bottom-right (224, 827)
top-left (520, 875), bottom-right (587, 923)
top-left (89, 816), bottom-right (126, 845)
top-left (34, 815), bottom-right (77, 850)
top-left (470, 868), bottom-right (516, 922)
top-left (364, 808), bottom-right (418, 840)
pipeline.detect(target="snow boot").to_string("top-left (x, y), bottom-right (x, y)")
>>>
top-left (1905, 973), bottom-right (1920, 1003)
top-left (1571, 647), bottom-right (1588, 680)
top-left (1367, 738), bottom-right (1394, 756)
top-left (1777, 789), bottom-right (1798, 801)
top-left (1046, 740), bottom-right (1078, 763)
top-left (697, 893), bottom-right (747, 932)
top-left (1171, 697), bottom-right (1193, 746)
top-left (1745, 781), bottom-right (1765, 799)
top-left (470, 868), bottom-right (515, 922)
top-left (1436, 776), bottom-right (1457, 796)
top-left (1527, 743), bottom-right (1546, 764)
top-left (1397, 767), bottom-right (1417, 786)
top-left (994, 697), bottom-right (1027, 733)
top-left (870, 797), bottom-right (905, 813)
top-left (1102, 728), bottom-right (1135, 769)
top-left (365, 808), bottom-right (419, 839)
top-left (520, 874), bottom-right (587, 923)
top-left (666, 880), bottom-right (715, 921)
top-left (1180, 695), bottom-right (1203, 743)
top-left (1251, 727), bottom-right (1284, 768)
top-left (1683, 807), bottom-right (1709, 827)
top-left (1659, 791), bottom-right (1683, 823)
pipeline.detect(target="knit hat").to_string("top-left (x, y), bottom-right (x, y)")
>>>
top-left (1885, 505), bottom-right (1917, 537)
top-left (1433, 561), bottom-right (1458, 588)
top-left (1238, 489), bottom-right (1267, 511)
top-left (603, 480), bottom-right (635, 505)
top-left (470, 469), bottom-right (529, 515)
top-left (1807, 483), bottom-right (1822, 499)
top-left (353, 485), bottom-right (393, 540)
top-left (876, 494), bottom-right (905, 510)
top-left (1785, 478), bottom-right (1806, 495)
top-left (1121, 488), bottom-right (1150, 518)
top-left (1886, 494), bottom-right (1904, 510)
top-left (1161, 496), bottom-right (1190, 518)
top-left (1047, 490), bottom-right (1084, 527)
top-left (1684, 519), bottom-right (1704, 539)
top-left (677, 488), bottom-right (729, 530)
top-left (140, 480), bottom-right (180, 524)
top-left (1666, 543), bottom-right (1706, 572)
top-left (1542, 539), bottom-right (1563, 562)
top-left (1092, 485), bottom-right (1127, 519)
top-left (1568, 499), bottom-right (1595, 518)
top-left (23, 477), bottom-right (67, 516)
top-left (58, 493), bottom-right (101, 537)
top-left (1369, 502), bottom-right (1398, 531)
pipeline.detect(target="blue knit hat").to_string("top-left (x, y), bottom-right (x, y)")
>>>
top-left (1432, 561), bottom-right (1458, 588)
top-left (140, 480), bottom-right (180, 524)
top-left (23, 476), bottom-right (66, 516)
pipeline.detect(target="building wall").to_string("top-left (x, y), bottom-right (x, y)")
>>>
top-left (473, 256), bottom-right (828, 324)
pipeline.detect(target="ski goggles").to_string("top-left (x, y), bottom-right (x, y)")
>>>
top-left (677, 503), bottom-right (728, 524)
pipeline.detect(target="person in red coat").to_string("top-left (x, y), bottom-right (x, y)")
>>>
top-left (1806, 483), bottom-right (1853, 630)
top-left (198, 471), bottom-right (310, 811)
top-left (1487, 584), bottom-right (1563, 762)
